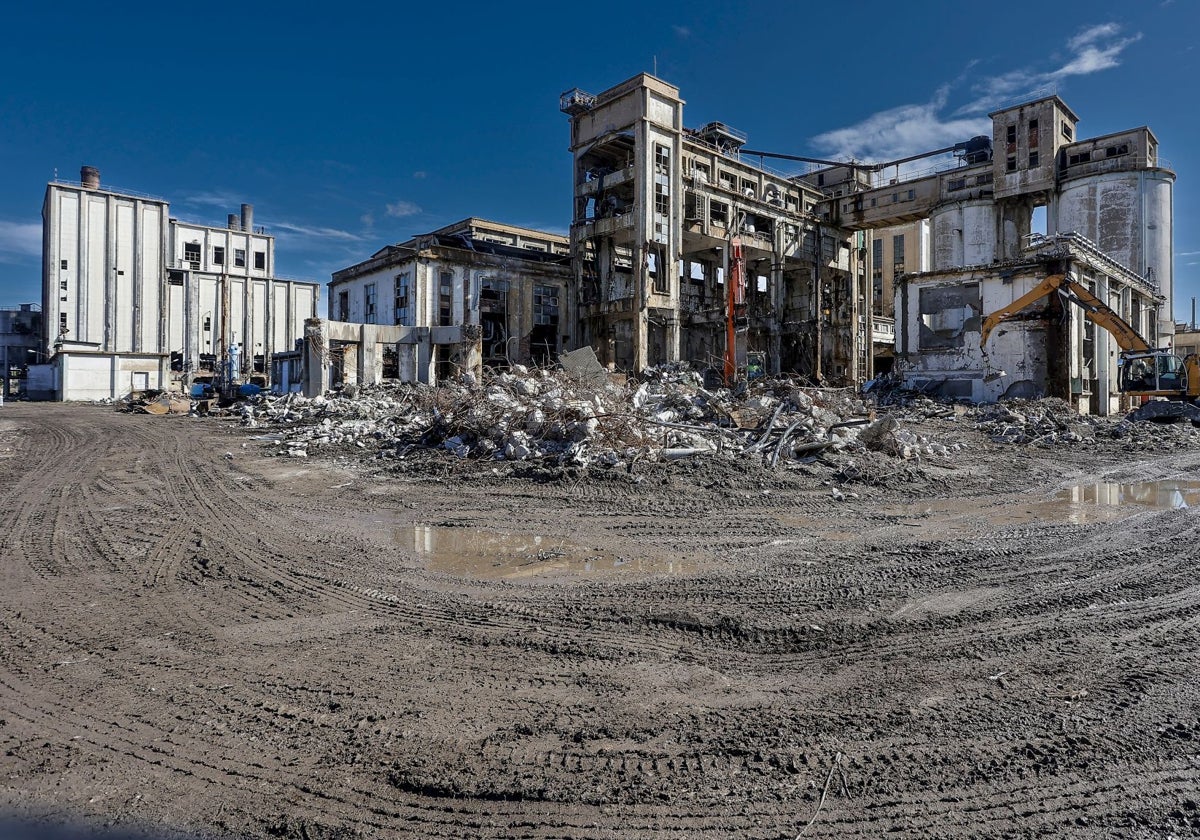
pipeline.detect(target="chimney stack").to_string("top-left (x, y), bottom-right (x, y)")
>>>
top-left (241, 203), bottom-right (254, 233)
top-left (80, 166), bottom-right (100, 190)
top-left (228, 213), bottom-right (240, 230)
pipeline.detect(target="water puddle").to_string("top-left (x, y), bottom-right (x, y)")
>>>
top-left (1053, 479), bottom-right (1200, 511)
top-left (401, 525), bottom-right (693, 580)
top-left (881, 477), bottom-right (1200, 530)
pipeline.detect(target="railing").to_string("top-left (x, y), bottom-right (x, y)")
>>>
top-left (51, 178), bottom-right (166, 202)
top-left (1024, 232), bottom-right (1159, 293)
top-left (0, 303), bottom-right (41, 312)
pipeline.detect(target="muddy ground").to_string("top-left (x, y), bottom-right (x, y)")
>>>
top-left (1, 403), bottom-right (1198, 839)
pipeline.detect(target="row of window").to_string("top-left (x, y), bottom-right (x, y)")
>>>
top-left (182, 242), bottom-right (266, 271)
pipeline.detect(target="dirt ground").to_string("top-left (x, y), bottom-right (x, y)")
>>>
top-left (1, 403), bottom-right (1198, 839)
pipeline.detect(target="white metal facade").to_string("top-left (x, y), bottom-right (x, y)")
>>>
top-left (42, 170), bottom-right (320, 400)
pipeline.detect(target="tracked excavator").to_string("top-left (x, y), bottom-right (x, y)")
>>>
top-left (979, 273), bottom-right (1200, 418)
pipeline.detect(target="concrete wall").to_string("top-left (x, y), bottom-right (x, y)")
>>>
top-left (56, 353), bottom-right (168, 401)
top-left (43, 185), bottom-right (171, 353)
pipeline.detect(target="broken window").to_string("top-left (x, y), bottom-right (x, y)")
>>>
top-left (655, 185), bottom-right (670, 216)
top-left (719, 170), bottom-right (736, 191)
top-left (892, 234), bottom-right (905, 274)
top-left (1062, 122), bottom-right (1073, 141)
top-left (648, 248), bottom-right (669, 295)
top-left (692, 161), bottom-right (710, 183)
top-left (213, 246), bottom-right (225, 266)
top-left (654, 144), bottom-right (670, 175)
top-left (234, 248), bottom-right (246, 268)
top-left (917, 283), bottom-right (981, 350)
top-left (394, 272), bottom-right (412, 325)
top-left (184, 242), bottom-right (201, 269)
top-left (1106, 144), bottom-right (1129, 157)
top-left (1006, 124), bottom-right (1017, 147)
top-left (710, 200), bottom-right (728, 227)
top-left (1029, 151), bottom-right (1039, 167)
top-left (532, 284), bottom-right (561, 361)
top-left (254, 251), bottom-right (266, 270)
top-left (337, 291), bottom-right (349, 321)
top-left (1068, 151), bottom-right (1091, 166)
top-left (438, 270), bottom-right (453, 326)
top-left (1006, 156), bottom-right (1017, 172)
top-left (534, 285), bottom-right (559, 325)
top-left (364, 283), bottom-right (377, 324)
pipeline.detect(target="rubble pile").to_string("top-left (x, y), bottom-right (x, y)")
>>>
top-left (972, 398), bottom-right (1102, 445)
top-left (241, 366), bottom-right (951, 468)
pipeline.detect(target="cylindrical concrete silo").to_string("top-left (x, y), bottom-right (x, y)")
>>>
top-left (1052, 167), bottom-right (1175, 333)
top-left (931, 199), bottom-right (998, 270)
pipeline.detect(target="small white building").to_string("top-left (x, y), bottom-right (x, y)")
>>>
top-left (41, 165), bottom-right (321, 400)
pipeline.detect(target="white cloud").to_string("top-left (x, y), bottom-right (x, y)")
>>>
top-left (271, 221), bottom-right (365, 243)
top-left (0, 220), bottom-right (42, 261)
top-left (812, 87), bottom-right (990, 162)
top-left (386, 200), bottom-right (422, 218)
top-left (958, 22), bottom-right (1140, 112)
top-left (1067, 23), bottom-right (1121, 51)
top-left (673, 24), bottom-right (691, 38)
top-left (179, 190), bottom-right (242, 208)
top-left (815, 22), bottom-right (1140, 163)
top-left (412, 171), bottom-right (428, 180)
top-left (1052, 34), bottom-right (1141, 79)
top-left (360, 212), bottom-right (375, 227)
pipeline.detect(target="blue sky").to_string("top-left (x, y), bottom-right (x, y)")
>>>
top-left (2, 1), bottom-right (1197, 320)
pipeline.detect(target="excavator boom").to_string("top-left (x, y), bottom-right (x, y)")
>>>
top-left (979, 273), bottom-right (1152, 353)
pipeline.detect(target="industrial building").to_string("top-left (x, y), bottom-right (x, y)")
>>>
top-left (1, 304), bottom-right (43, 399)
top-left (560, 76), bottom-right (1174, 411)
top-left (326, 218), bottom-right (570, 384)
top-left (560, 74), bottom-right (871, 384)
top-left (817, 94), bottom-right (1172, 413)
top-left (40, 166), bottom-right (321, 400)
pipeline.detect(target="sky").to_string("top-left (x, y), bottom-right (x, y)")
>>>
top-left (1, 0), bottom-right (1198, 320)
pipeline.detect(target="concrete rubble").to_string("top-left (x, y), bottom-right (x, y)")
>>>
top-left (236, 365), bottom-right (960, 469)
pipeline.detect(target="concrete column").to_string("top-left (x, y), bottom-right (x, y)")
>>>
top-left (358, 324), bottom-right (382, 386)
top-left (398, 343), bottom-right (417, 383)
top-left (1096, 275), bottom-right (1111, 414)
top-left (341, 344), bottom-right (358, 386)
top-left (302, 318), bottom-right (329, 397)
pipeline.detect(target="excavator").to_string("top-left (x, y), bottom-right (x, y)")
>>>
top-left (979, 273), bottom-right (1200, 409)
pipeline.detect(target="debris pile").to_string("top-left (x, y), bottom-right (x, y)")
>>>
top-left (969, 397), bottom-right (1200, 448)
top-left (972, 398), bottom-right (1101, 445)
top-left (241, 366), bottom-right (951, 468)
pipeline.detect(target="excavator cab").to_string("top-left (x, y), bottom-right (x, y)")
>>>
top-left (1119, 351), bottom-right (1185, 396)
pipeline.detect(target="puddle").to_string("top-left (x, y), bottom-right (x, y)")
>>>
top-left (401, 525), bottom-right (692, 580)
top-left (878, 477), bottom-right (1200, 530)
top-left (1054, 479), bottom-right (1200, 511)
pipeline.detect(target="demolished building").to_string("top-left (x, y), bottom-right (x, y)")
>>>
top-left (321, 219), bottom-right (570, 389)
top-left (560, 74), bottom-right (872, 384)
top-left (821, 95), bottom-right (1174, 413)
top-left (560, 78), bottom-right (1175, 413)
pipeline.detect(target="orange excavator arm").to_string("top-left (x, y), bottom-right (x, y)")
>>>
top-left (979, 272), bottom-right (1152, 353)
